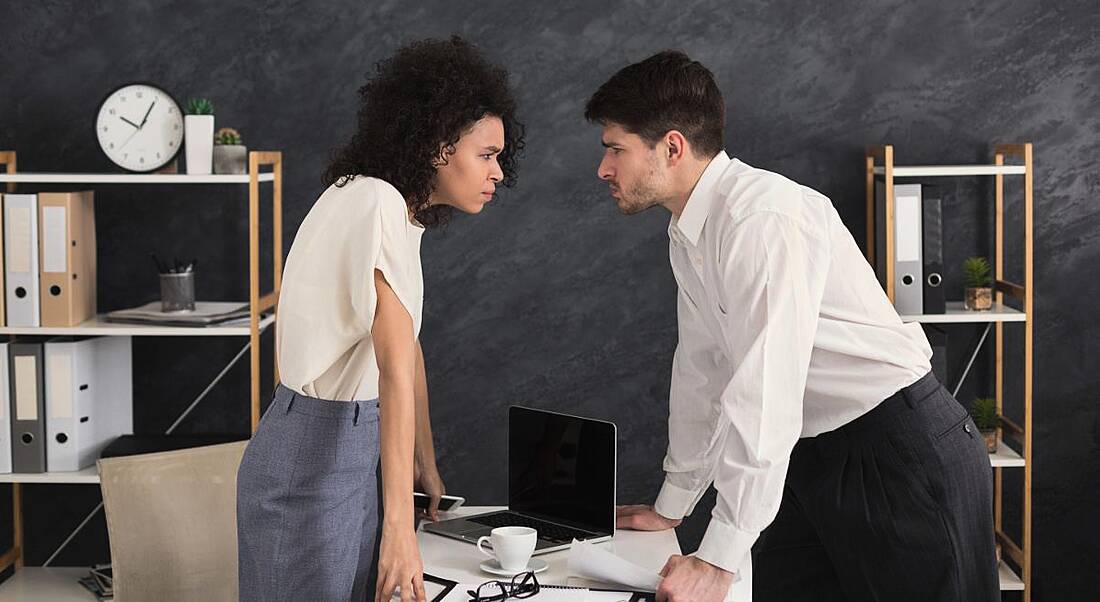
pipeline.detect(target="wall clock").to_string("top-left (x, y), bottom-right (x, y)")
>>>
top-left (96, 83), bottom-right (184, 172)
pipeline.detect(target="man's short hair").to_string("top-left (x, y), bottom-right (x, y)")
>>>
top-left (585, 50), bottom-right (725, 158)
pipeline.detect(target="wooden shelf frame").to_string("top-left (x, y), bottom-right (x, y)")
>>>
top-left (0, 149), bottom-right (283, 577)
top-left (865, 143), bottom-right (1033, 599)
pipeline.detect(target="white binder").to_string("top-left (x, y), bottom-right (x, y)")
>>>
top-left (0, 342), bottom-right (11, 473)
top-left (893, 184), bottom-right (923, 316)
top-left (44, 337), bottom-right (132, 472)
top-left (93, 336), bottom-right (133, 442)
top-left (4, 194), bottom-right (40, 327)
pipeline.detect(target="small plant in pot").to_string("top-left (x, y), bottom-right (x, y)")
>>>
top-left (970, 397), bottom-right (1000, 453)
top-left (963, 256), bottom-right (993, 310)
top-left (185, 98), bottom-right (215, 175)
top-left (213, 127), bottom-right (248, 174)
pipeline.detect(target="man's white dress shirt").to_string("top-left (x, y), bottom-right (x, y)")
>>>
top-left (653, 151), bottom-right (932, 577)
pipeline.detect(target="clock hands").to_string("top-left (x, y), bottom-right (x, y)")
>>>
top-left (118, 100), bottom-right (157, 152)
top-left (119, 128), bottom-right (141, 150)
top-left (139, 100), bottom-right (157, 128)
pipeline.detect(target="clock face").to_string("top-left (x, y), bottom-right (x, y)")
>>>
top-left (96, 84), bottom-right (184, 172)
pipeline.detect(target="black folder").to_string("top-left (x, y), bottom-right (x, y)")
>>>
top-left (922, 186), bottom-right (946, 314)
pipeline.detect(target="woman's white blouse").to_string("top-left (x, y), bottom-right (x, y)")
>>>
top-left (276, 176), bottom-right (425, 402)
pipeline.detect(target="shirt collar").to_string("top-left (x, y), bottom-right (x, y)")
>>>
top-left (669, 150), bottom-right (730, 247)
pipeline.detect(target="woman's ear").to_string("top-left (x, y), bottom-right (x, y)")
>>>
top-left (432, 143), bottom-right (457, 169)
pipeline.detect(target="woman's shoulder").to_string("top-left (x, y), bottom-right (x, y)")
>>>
top-left (315, 176), bottom-right (409, 222)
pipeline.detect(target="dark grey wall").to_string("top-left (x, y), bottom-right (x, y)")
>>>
top-left (2, 1), bottom-right (1098, 599)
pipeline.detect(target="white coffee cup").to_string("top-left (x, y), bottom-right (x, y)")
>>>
top-left (476, 526), bottom-right (538, 572)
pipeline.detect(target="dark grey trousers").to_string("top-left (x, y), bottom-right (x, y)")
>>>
top-left (753, 371), bottom-right (1000, 602)
top-left (237, 384), bottom-right (382, 602)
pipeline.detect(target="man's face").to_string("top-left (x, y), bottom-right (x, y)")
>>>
top-left (596, 123), bottom-right (670, 215)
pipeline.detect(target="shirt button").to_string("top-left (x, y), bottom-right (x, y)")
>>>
top-left (963, 423), bottom-right (972, 434)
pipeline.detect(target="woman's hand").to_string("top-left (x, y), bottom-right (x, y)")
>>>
top-left (415, 462), bottom-right (447, 522)
top-left (375, 524), bottom-right (426, 602)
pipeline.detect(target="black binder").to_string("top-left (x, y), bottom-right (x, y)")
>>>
top-left (922, 186), bottom-right (946, 314)
top-left (9, 341), bottom-right (46, 473)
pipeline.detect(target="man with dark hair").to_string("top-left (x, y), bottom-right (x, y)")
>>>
top-left (587, 51), bottom-right (998, 602)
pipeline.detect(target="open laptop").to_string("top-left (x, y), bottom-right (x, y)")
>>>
top-left (423, 405), bottom-right (616, 555)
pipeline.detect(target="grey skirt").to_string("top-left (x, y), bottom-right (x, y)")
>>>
top-left (237, 384), bottom-right (381, 601)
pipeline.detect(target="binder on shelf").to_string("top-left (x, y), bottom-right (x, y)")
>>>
top-left (876, 182), bottom-right (924, 315)
top-left (4, 193), bottom-right (41, 327)
top-left (9, 341), bottom-right (46, 473)
top-left (921, 186), bottom-right (946, 314)
top-left (93, 336), bottom-right (133, 451)
top-left (0, 342), bottom-right (10, 473)
top-left (0, 193), bottom-right (6, 328)
top-left (39, 191), bottom-right (97, 327)
top-left (45, 336), bottom-right (132, 472)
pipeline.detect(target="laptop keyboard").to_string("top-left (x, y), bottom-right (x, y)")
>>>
top-left (469, 513), bottom-right (596, 543)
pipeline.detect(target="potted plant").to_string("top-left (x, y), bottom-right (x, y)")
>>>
top-left (213, 127), bottom-right (248, 174)
top-left (970, 397), bottom-right (1000, 453)
top-left (185, 98), bottom-right (215, 175)
top-left (963, 256), bottom-right (993, 310)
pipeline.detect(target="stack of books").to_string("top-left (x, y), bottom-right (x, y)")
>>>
top-left (105, 301), bottom-right (252, 326)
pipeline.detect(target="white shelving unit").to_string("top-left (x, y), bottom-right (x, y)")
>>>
top-left (866, 144), bottom-right (1033, 598)
top-left (0, 313), bottom-right (275, 337)
top-left (0, 567), bottom-right (92, 602)
top-left (0, 468), bottom-right (99, 486)
top-left (0, 151), bottom-right (284, 597)
top-left (899, 301), bottom-right (1026, 324)
top-left (872, 164), bottom-right (1026, 177)
top-left (0, 172), bottom-right (274, 184)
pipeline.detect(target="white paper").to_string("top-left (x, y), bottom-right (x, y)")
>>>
top-left (14, 355), bottom-right (38, 421)
top-left (568, 539), bottom-right (660, 592)
top-left (438, 584), bottom-right (589, 601)
top-left (47, 353), bottom-right (73, 419)
top-left (7, 207), bottom-right (32, 274)
top-left (42, 206), bottom-right (67, 273)
top-left (566, 539), bottom-right (752, 602)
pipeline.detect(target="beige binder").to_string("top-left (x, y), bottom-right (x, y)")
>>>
top-left (38, 191), bottom-right (96, 327)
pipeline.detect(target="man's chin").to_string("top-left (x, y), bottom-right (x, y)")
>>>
top-left (616, 197), bottom-right (652, 216)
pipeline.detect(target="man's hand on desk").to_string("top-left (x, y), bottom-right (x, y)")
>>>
top-left (656, 555), bottom-right (734, 602)
top-left (616, 505), bottom-right (682, 531)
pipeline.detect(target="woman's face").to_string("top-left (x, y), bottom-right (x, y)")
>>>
top-left (429, 115), bottom-right (505, 214)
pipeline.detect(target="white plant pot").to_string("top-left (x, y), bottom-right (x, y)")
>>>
top-left (184, 114), bottom-right (215, 175)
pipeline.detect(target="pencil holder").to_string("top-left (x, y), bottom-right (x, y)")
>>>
top-left (160, 272), bottom-right (196, 312)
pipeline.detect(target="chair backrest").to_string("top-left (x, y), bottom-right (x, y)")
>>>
top-left (98, 441), bottom-right (248, 602)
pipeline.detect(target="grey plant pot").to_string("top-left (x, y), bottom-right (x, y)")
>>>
top-left (213, 145), bottom-right (248, 174)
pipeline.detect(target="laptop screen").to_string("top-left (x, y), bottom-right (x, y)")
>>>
top-left (508, 406), bottom-right (616, 534)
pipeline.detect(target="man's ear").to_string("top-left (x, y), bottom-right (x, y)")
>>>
top-left (664, 130), bottom-right (689, 165)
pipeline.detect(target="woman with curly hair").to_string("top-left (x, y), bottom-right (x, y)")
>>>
top-left (236, 36), bottom-right (523, 602)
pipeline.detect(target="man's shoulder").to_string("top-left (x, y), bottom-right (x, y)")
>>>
top-left (713, 160), bottom-right (832, 232)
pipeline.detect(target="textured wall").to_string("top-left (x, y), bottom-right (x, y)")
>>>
top-left (1, 1), bottom-right (1098, 599)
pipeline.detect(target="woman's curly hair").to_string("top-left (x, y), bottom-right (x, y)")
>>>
top-left (323, 36), bottom-right (525, 228)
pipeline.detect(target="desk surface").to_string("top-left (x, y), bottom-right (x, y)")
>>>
top-left (417, 506), bottom-right (681, 588)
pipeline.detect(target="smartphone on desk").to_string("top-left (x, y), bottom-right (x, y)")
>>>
top-left (414, 491), bottom-right (465, 513)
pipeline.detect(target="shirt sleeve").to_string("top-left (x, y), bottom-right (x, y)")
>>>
top-left (692, 211), bottom-right (828, 574)
top-left (354, 178), bottom-right (418, 328)
top-left (653, 283), bottom-right (731, 520)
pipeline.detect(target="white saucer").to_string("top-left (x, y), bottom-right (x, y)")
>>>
top-left (479, 558), bottom-right (549, 576)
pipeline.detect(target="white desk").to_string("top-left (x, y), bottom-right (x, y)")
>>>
top-left (417, 506), bottom-right (680, 588)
